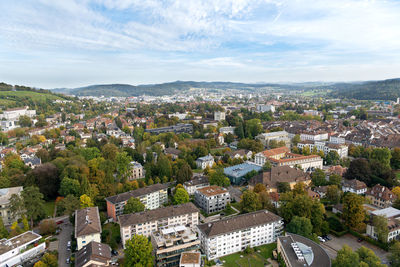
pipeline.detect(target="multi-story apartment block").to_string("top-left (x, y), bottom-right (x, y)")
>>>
top-left (145, 123), bottom-right (193, 134)
top-left (75, 207), bottom-right (102, 250)
top-left (277, 233), bottom-right (331, 267)
top-left (106, 183), bottom-right (168, 220)
top-left (342, 179), bottom-right (367, 195)
top-left (214, 111), bottom-right (226, 121)
top-left (255, 147), bottom-right (323, 172)
top-left (367, 207), bottom-right (400, 243)
top-left (128, 161), bottom-right (144, 180)
top-left (0, 106), bottom-right (36, 131)
top-left (255, 131), bottom-right (290, 147)
top-left (75, 241), bottom-right (111, 267)
top-left (219, 126), bottom-right (235, 135)
top-left (366, 184), bottom-right (396, 208)
top-left (256, 104), bottom-right (275, 113)
top-left (180, 252), bottom-right (201, 267)
top-left (118, 203), bottom-right (199, 247)
top-left (297, 140), bottom-right (348, 158)
top-left (184, 176), bottom-right (210, 195)
top-left (300, 132), bottom-right (328, 141)
top-left (197, 210), bottom-right (283, 260)
top-left (0, 186), bottom-right (23, 225)
top-left (0, 231), bottom-right (46, 267)
top-left (195, 154), bottom-right (214, 170)
top-left (151, 225), bottom-right (200, 267)
top-left (194, 186), bottom-right (230, 214)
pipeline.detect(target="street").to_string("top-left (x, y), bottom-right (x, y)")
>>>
top-left (58, 221), bottom-right (73, 267)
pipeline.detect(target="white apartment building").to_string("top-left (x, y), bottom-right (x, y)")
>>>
top-left (219, 126), bottom-right (235, 135)
top-left (184, 176), bottom-right (210, 195)
top-left (0, 231), bottom-right (46, 267)
top-left (118, 202), bottom-right (199, 247)
top-left (214, 111), bottom-right (226, 121)
top-left (0, 186), bottom-right (23, 225)
top-left (366, 207), bottom-right (400, 243)
top-left (196, 154), bottom-right (214, 170)
top-left (106, 183), bottom-right (168, 220)
top-left (0, 106), bottom-right (36, 131)
top-left (197, 210), bottom-right (283, 260)
top-left (256, 104), bottom-right (275, 113)
top-left (194, 186), bottom-right (230, 214)
top-left (300, 132), bottom-right (328, 141)
top-left (329, 135), bottom-right (346, 145)
top-left (342, 179), bottom-right (368, 195)
top-left (75, 207), bottom-right (102, 250)
top-left (255, 131), bottom-right (290, 147)
top-left (297, 141), bottom-right (348, 158)
top-left (128, 161), bottom-right (144, 180)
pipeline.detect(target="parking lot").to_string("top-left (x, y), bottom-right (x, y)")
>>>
top-left (58, 221), bottom-right (73, 267)
top-left (320, 234), bottom-right (389, 264)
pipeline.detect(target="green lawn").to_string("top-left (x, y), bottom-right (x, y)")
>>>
top-left (0, 91), bottom-right (63, 102)
top-left (221, 243), bottom-right (276, 267)
top-left (231, 202), bottom-right (241, 210)
top-left (43, 201), bottom-right (56, 217)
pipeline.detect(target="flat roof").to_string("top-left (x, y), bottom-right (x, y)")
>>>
top-left (197, 185), bottom-right (228, 197)
top-left (180, 252), bottom-right (201, 264)
top-left (224, 162), bottom-right (262, 178)
top-left (0, 231), bottom-right (41, 255)
top-left (372, 207), bottom-right (400, 218)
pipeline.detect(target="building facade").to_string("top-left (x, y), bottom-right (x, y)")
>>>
top-left (106, 183), bottom-right (168, 220)
top-left (0, 186), bottom-right (23, 225)
top-left (214, 111), bottom-right (226, 121)
top-left (184, 176), bottom-right (210, 195)
top-left (75, 207), bottom-right (102, 250)
top-left (75, 241), bottom-right (111, 267)
top-left (255, 131), bottom-right (290, 147)
top-left (297, 141), bottom-right (348, 158)
top-left (342, 179), bottom-right (367, 195)
top-left (195, 186), bottom-right (230, 214)
top-left (197, 210), bottom-right (283, 260)
top-left (366, 184), bottom-right (396, 208)
top-left (195, 154), bottom-right (214, 170)
top-left (145, 124), bottom-right (193, 134)
top-left (118, 203), bottom-right (199, 247)
top-left (366, 207), bottom-right (400, 243)
top-left (128, 161), bottom-right (144, 180)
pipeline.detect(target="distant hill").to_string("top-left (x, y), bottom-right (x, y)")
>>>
top-left (53, 81), bottom-right (292, 97)
top-left (328, 78), bottom-right (400, 101)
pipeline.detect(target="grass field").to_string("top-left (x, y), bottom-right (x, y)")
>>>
top-left (221, 243), bottom-right (277, 267)
top-left (43, 201), bottom-right (56, 218)
top-left (0, 91), bottom-right (63, 102)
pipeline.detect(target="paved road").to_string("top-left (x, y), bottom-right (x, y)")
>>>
top-left (58, 221), bottom-right (73, 267)
top-left (320, 234), bottom-right (389, 264)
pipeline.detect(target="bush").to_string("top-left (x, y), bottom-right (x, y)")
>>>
top-left (39, 219), bottom-right (56, 235)
top-left (327, 216), bottom-right (345, 232)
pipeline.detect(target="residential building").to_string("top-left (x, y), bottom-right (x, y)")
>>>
top-left (151, 225), bottom-right (200, 267)
top-left (118, 203), bottom-right (199, 247)
top-left (297, 141), bottom-right (348, 158)
top-left (214, 111), bottom-right (226, 121)
top-left (196, 154), bottom-right (214, 170)
top-left (145, 124), bottom-right (193, 134)
top-left (106, 183), bottom-right (168, 220)
top-left (300, 132), bottom-right (328, 141)
top-left (128, 161), bottom-right (144, 180)
top-left (249, 166), bottom-right (310, 193)
top-left (184, 176), bottom-right (210, 195)
top-left (223, 162), bottom-right (263, 185)
top-left (303, 110), bottom-right (322, 117)
top-left (366, 184), bottom-right (396, 208)
top-left (0, 186), bottom-right (23, 225)
top-left (23, 156), bottom-right (41, 168)
top-left (0, 231), bottom-right (46, 267)
top-left (255, 147), bottom-right (323, 172)
top-left (165, 147), bottom-right (182, 160)
top-left (75, 207), bottom-right (102, 250)
top-left (0, 106), bottom-right (36, 131)
top-left (75, 241), bottom-right (111, 267)
top-left (366, 207), bottom-right (400, 243)
top-left (342, 179), bottom-right (367, 195)
top-left (195, 186), bottom-right (230, 214)
top-left (255, 131), bottom-right (290, 147)
top-left (277, 233), bottom-right (331, 267)
top-left (219, 126), bottom-right (235, 135)
top-left (224, 149), bottom-right (253, 160)
top-left (197, 210), bottom-right (283, 260)
top-left (180, 252), bottom-right (201, 267)
top-left (256, 104), bottom-right (275, 113)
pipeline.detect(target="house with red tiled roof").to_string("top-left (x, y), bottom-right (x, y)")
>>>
top-left (366, 184), bottom-right (397, 208)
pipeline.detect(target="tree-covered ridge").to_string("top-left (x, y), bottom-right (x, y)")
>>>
top-left (329, 78), bottom-right (400, 100)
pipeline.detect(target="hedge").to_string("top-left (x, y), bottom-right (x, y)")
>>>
top-left (330, 229), bottom-right (348, 237)
top-left (348, 229), bottom-right (389, 251)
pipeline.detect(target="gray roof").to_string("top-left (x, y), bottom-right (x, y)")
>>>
top-left (74, 207), bottom-right (101, 238)
top-left (196, 154), bottom-right (214, 162)
top-left (278, 233), bottom-right (331, 267)
top-left (75, 241), bottom-right (111, 267)
top-left (0, 186), bottom-right (23, 205)
top-left (105, 183), bottom-right (168, 204)
top-left (197, 210), bottom-right (281, 238)
top-left (23, 156), bottom-right (41, 166)
top-left (184, 176), bottom-right (209, 187)
top-left (118, 202), bottom-right (199, 227)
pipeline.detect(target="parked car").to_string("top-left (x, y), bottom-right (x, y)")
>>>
top-left (322, 235), bottom-right (331, 241)
top-left (66, 258), bottom-right (70, 264)
top-left (357, 238), bottom-right (363, 242)
top-left (67, 241), bottom-right (71, 250)
top-left (318, 236), bottom-right (326, 242)
top-left (111, 250), bottom-right (119, 256)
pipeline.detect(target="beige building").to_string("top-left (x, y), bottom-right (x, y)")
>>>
top-left (255, 131), bottom-right (290, 147)
top-left (366, 184), bottom-right (396, 208)
top-left (75, 241), bottom-right (111, 267)
top-left (75, 207), bottom-right (102, 250)
top-left (118, 202), bottom-right (199, 247)
top-left (128, 161), bottom-right (144, 180)
top-left (0, 186), bottom-right (23, 225)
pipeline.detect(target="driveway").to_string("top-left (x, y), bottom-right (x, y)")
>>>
top-left (58, 220), bottom-right (73, 267)
top-left (320, 234), bottom-right (389, 264)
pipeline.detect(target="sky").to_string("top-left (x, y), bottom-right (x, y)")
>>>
top-left (1, 0), bottom-right (400, 88)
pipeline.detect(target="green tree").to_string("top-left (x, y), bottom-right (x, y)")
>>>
top-left (157, 155), bottom-right (172, 178)
top-left (325, 151), bottom-right (340, 165)
top-left (22, 186), bottom-right (45, 227)
top-left (292, 134), bottom-right (301, 146)
top-left (80, 194), bottom-right (94, 208)
top-left (286, 216), bottom-right (313, 239)
top-left (101, 143), bottom-right (118, 161)
top-left (116, 152), bottom-right (132, 181)
top-left (176, 162), bottom-right (193, 184)
top-left (332, 245), bottom-right (360, 267)
top-left (311, 168), bottom-right (326, 186)
top-left (41, 253), bottom-right (58, 267)
top-left (391, 147), bottom-right (400, 169)
top-left (0, 217), bottom-right (8, 238)
top-left (277, 182), bottom-right (291, 193)
top-left (240, 191), bottom-right (261, 213)
top-left (18, 115), bottom-right (32, 127)
top-left (59, 177), bottom-right (81, 196)
top-left (329, 173), bottom-right (342, 186)
top-left (123, 197), bottom-right (145, 214)
top-left (173, 188), bottom-right (189, 205)
top-left (124, 235), bottom-right (154, 267)
top-left (244, 119), bottom-right (263, 138)
top-left (342, 193), bottom-right (365, 230)
top-left (209, 168), bottom-right (230, 187)
top-left (356, 246), bottom-right (386, 267)
top-left (326, 185), bottom-right (341, 204)
top-left (373, 215), bottom-right (389, 243)
top-left (57, 195), bottom-right (80, 216)
top-left (388, 241), bottom-right (400, 267)
top-left (263, 161), bottom-right (272, 171)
